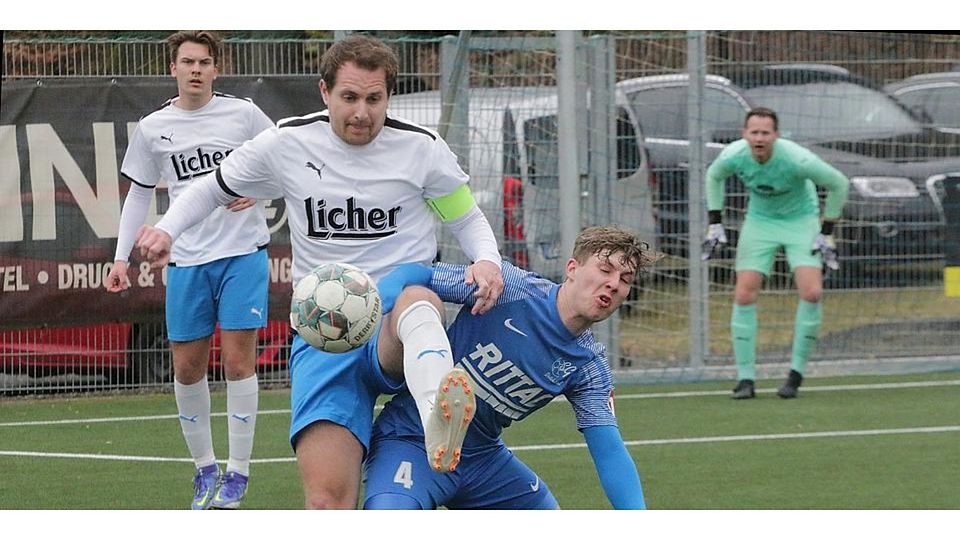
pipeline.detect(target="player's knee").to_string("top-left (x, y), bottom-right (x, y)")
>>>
top-left (304, 489), bottom-right (356, 510)
top-left (363, 492), bottom-right (424, 510)
top-left (395, 286), bottom-right (443, 315)
top-left (799, 285), bottom-right (822, 303)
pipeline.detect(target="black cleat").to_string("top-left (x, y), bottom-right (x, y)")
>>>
top-left (731, 379), bottom-right (756, 399)
top-left (777, 369), bottom-right (803, 399)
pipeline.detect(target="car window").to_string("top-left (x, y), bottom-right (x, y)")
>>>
top-left (524, 115), bottom-right (559, 188)
top-left (626, 85), bottom-right (747, 139)
top-left (896, 86), bottom-right (960, 128)
top-left (502, 109), bottom-right (522, 177)
top-left (522, 108), bottom-right (642, 186)
top-left (616, 108), bottom-right (641, 180)
top-left (744, 82), bottom-right (922, 140)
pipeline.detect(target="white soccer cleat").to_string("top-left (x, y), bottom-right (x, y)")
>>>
top-left (424, 367), bottom-right (475, 473)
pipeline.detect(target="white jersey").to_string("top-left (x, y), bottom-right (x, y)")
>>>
top-left (121, 93), bottom-right (274, 266)
top-left (217, 111), bottom-right (469, 283)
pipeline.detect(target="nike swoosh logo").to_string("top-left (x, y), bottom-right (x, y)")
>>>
top-left (179, 415), bottom-right (198, 423)
top-left (503, 318), bottom-right (528, 337)
top-left (529, 476), bottom-right (540, 492)
top-left (416, 349), bottom-right (448, 360)
top-left (195, 490), bottom-right (213, 507)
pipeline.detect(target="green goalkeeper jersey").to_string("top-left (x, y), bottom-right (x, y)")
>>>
top-left (706, 138), bottom-right (849, 221)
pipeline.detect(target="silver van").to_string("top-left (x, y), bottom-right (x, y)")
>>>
top-left (388, 87), bottom-right (654, 280)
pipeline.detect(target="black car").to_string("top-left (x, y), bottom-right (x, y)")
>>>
top-left (618, 67), bottom-right (960, 286)
top-left (885, 71), bottom-right (960, 134)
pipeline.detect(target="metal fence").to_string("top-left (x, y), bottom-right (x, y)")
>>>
top-left (2, 30), bottom-right (959, 393)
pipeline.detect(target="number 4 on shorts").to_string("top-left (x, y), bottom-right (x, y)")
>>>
top-left (393, 461), bottom-right (414, 489)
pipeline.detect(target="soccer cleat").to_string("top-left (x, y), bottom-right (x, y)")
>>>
top-left (425, 367), bottom-right (475, 473)
top-left (777, 369), bottom-right (804, 399)
top-left (211, 470), bottom-right (249, 509)
top-left (191, 464), bottom-right (221, 510)
top-left (731, 379), bottom-right (756, 400)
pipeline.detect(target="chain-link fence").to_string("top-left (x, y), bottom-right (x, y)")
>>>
top-left (3, 31), bottom-right (959, 393)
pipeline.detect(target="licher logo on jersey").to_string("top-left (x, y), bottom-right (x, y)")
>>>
top-left (303, 197), bottom-right (402, 240)
top-left (170, 147), bottom-right (234, 181)
top-left (545, 358), bottom-right (577, 384)
top-left (459, 342), bottom-right (553, 420)
top-left (305, 161), bottom-right (324, 178)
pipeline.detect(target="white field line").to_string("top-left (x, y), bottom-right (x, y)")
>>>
top-left (1, 379), bottom-right (958, 464)
top-left (2, 425), bottom-right (959, 464)
top-left (2, 379), bottom-right (958, 428)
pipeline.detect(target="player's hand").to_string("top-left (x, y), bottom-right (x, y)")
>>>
top-left (811, 233), bottom-right (839, 272)
top-left (105, 260), bottom-right (131, 292)
top-left (225, 197), bottom-right (256, 212)
top-left (701, 223), bottom-right (728, 260)
top-left (136, 225), bottom-right (173, 269)
top-left (465, 260), bottom-right (503, 315)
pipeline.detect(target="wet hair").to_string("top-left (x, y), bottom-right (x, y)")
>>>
top-left (744, 107), bottom-right (778, 131)
top-left (320, 34), bottom-right (399, 95)
top-left (571, 226), bottom-right (663, 275)
top-left (167, 31), bottom-right (222, 66)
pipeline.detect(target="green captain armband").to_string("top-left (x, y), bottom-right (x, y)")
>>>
top-left (426, 184), bottom-right (476, 222)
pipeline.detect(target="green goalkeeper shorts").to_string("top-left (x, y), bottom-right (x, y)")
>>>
top-left (735, 214), bottom-right (821, 275)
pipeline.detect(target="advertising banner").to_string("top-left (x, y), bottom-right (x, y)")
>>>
top-left (0, 77), bottom-right (323, 327)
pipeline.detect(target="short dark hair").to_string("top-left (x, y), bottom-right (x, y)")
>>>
top-left (167, 31), bottom-right (222, 66)
top-left (320, 35), bottom-right (399, 95)
top-left (745, 107), bottom-right (778, 131)
top-left (571, 226), bottom-right (663, 275)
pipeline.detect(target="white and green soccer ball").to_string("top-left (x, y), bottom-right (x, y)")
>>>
top-left (290, 263), bottom-right (382, 353)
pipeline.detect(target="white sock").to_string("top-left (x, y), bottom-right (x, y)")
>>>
top-left (396, 301), bottom-right (453, 429)
top-left (226, 374), bottom-right (259, 477)
top-left (174, 376), bottom-right (216, 469)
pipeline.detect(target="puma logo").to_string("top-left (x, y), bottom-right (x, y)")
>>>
top-left (160, 133), bottom-right (173, 143)
top-left (306, 161), bottom-right (325, 178)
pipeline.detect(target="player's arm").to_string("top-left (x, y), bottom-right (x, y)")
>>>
top-left (138, 129), bottom-right (281, 266)
top-left (106, 180), bottom-right (154, 291)
top-left (802, 155), bottom-right (850, 223)
top-left (137, 171), bottom-right (234, 266)
top-left (107, 124), bottom-right (160, 291)
top-left (702, 150), bottom-right (736, 258)
top-left (428, 184), bottom-right (504, 315)
top-left (705, 148), bottom-right (737, 220)
top-left (583, 425), bottom-right (646, 509)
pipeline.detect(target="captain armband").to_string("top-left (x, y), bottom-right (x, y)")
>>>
top-left (426, 184), bottom-right (476, 222)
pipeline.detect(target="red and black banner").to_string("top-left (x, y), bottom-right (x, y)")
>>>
top-left (0, 77), bottom-right (323, 327)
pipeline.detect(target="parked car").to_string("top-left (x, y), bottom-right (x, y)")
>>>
top-left (0, 321), bottom-right (291, 385)
top-left (617, 67), bottom-right (960, 286)
top-left (884, 71), bottom-right (960, 134)
top-left (388, 87), bottom-right (655, 282)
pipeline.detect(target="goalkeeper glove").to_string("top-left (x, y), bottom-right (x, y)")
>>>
top-left (701, 223), bottom-right (728, 260)
top-left (812, 233), bottom-right (839, 272)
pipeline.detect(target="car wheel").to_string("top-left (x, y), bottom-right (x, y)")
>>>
top-left (129, 323), bottom-right (172, 385)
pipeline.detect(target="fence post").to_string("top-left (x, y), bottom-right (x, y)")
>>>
top-left (587, 34), bottom-right (621, 367)
top-left (557, 31), bottom-right (582, 261)
top-left (687, 30), bottom-right (709, 368)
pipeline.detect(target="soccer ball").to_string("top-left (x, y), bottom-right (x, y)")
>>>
top-left (290, 263), bottom-right (382, 353)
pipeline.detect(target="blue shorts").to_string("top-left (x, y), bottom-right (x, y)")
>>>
top-left (165, 249), bottom-right (269, 342)
top-left (288, 325), bottom-right (405, 453)
top-left (363, 435), bottom-right (558, 510)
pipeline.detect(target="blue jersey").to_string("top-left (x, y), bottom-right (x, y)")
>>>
top-left (374, 261), bottom-right (618, 449)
